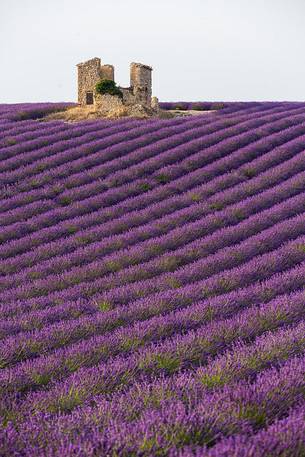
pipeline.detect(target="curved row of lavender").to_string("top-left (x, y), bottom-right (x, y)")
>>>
top-left (0, 101), bottom-right (304, 457)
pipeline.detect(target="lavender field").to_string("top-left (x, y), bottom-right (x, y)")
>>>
top-left (0, 101), bottom-right (304, 457)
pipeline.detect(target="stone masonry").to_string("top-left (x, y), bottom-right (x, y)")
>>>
top-left (77, 57), bottom-right (158, 114)
top-left (130, 62), bottom-right (152, 105)
top-left (77, 58), bottom-right (114, 106)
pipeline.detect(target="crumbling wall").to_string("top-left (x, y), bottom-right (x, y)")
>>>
top-left (77, 58), bottom-right (102, 106)
top-left (77, 59), bottom-right (114, 106)
top-left (100, 64), bottom-right (114, 81)
top-left (95, 93), bottom-right (124, 115)
top-left (151, 96), bottom-right (159, 111)
top-left (130, 63), bottom-right (152, 106)
top-left (120, 87), bottom-right (136, 106)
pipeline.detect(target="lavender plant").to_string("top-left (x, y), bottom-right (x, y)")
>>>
top-left (0, 101), bottom-right (304, 456)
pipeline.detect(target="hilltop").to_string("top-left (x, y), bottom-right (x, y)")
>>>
top-left (0, 101), bottom-right (304, 456)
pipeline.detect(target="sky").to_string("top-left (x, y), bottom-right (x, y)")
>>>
top-left (1, 0), bottom-right (305, 103)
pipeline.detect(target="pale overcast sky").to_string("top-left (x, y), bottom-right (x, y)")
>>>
top-left (1, 0), bottom-right (305, 103)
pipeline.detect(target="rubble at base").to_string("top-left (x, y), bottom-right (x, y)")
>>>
top-left (44, 98), bottom-right (176, 122)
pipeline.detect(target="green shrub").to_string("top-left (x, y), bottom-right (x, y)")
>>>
top-left (165, 277), bottom-right (181, 289)
top-left (30, 179), bottom-right (40, 188)
top-left (237, 404), bottom-right (267, 428)
top-left (95, 301), bottom-right (112, 312)
top-left (95, 79), bottom-right (123, 99)
top-left (65, 225), bottom-right (78, 234)
top-left (209, 201), bottom-right (224, 211)
top-left (58, 195), bottom-right (72, 206)
top-left (51, 185), bottom-right (63, 196)
top-left (243, 167), bottom-right (256, 178)
top-left (139, 182), bottom-right (151, 192)
top-left (27, 271), bottom-right (42, 280)
top-left (232, 208), bottom-right (245, 220)
top-left (155, 353), bottom-right (180, 373)
top-left (74, 235), bottom-right (93, 245)
top-left (155, 173), bottom-right (170, 184)
top-left (35, 163), bottom-right (47, 172)
top-left (189, 193), bottom-right (201, 202)
top-left (105, 260), bottom-right (121, 272)
top-left (200, 372), bottom-right (225, 388)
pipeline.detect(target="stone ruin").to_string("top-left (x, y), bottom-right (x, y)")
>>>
top-left (76, 57), bottom-right (159, 118)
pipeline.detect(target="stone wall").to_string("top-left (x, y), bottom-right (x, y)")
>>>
top-left (77, 58), bottom-right (114, 106)
top-left (94, 93), bottom-right (124, 115)
top-left (100, 64), bottom-right (114, 81)
top-left (151, 96), bottom-right (159, 111)
top-left (77, 58), bottom-right (101, 106)
top-left (130, 62), bottom-right (152, 106)
top-left (77, 57), bottom-right (154, 110)
top-left (120, 87), bottom-right (136, 106)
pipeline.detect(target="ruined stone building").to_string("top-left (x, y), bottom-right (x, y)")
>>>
top-left (77, 57), bottom-right (158, 115)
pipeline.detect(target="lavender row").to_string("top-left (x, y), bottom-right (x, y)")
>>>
top-left (1, 177), bottom-right (303, 309)
top-left (0, 115), bottom-right (138, 156)
top-left (41, 354), bottom-right (305, 457)
top-left (1, 184), bottom-right (303, 324)
top-left (0, 101), bottom-right (289, 163)
top-left (0, 107), bottom-right (71, 143)
top-left (160, 101), bottom-right (293, 112)
top-left (35, 110), bottom-right (305, 215)
top-left (0, 248), bottom-right (303, 393)
top-left (10, 290), bottom-right (304, 421)
top-left (1, 117), bottom-right (305, 257)
top-left (0, 117), bottom-right (67, 142)
top-left (0, 116), bottom-right (103, 153)
top-left (0, 113), bottom-right (188, 177)
top-left (0, 118), bottom-right (145, 184)
top-left (3, 103), bottom-right (261, 186)
top-left (6, 125), bottom-right (305, 254)
top-left (44, 108), bottom-right (305, 203)
top-left (0, 102), bottom-right (240, 162)
top-left (0, 119), bottom-right (148, 204)
top-left (152, 118), bottom-right (305, 187)
top-left (0, 113), bottom-right (235, 216)
top-left (2, 104), bottom-right (300, 204)
top-left (2, 102), bottom-right (74, 122)
top-left (3, 170), bottom-right (303, 304)
top-left (1, 272), bottom-right (298, 394)
top-left (0, 284), bottom-right (303, 422)
top-left (2, 186), bottom-right (304, 306)
top-left (1, 139), bottom-right (303, 276)
top-left (0, 115), bottom-right (218, 213)
top-left (94, 214), bottom-right (305, 307)
top-left (1, 254), bottom-right (303, 355)
top-left (0, 117), bottom-right (118, 149)
top-left (2, 130), bottom-right (304, 285)
top-left (0, 114), bottom-right (173, 184)
top-left (4, 106), bottom-right (305, 215)
top-left (0, 121), bottom-right (68, 152)
top-left (1, 108), bottom-right (302, 239)
top-left (0, 233), bottom-right (303, 367)
top-left (0, 105), bottom-right (292, 216)
top-left (4, 321), bottom-right (303, 456)
top-left (190, 406), bottom-right (305, 457)
top-left (159, 100), bottom-right (289, 111)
